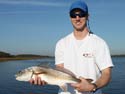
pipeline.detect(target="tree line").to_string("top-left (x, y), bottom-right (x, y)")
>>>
top-left (0, 51), bottom-right (14, 58)
top-left (0, 51), bottom-right (51, 58)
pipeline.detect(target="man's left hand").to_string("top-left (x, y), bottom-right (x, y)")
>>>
top-left (70, 77), bottom-right (94, 92)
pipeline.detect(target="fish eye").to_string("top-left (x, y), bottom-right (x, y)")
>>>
top-left (18, 70), bottom-right (22, 73)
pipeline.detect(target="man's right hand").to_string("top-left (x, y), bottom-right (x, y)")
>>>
top-left (29, 75), bottom-right (46, 85)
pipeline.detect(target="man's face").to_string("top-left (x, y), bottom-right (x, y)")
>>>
top-left (70, 9), bottom-right (88, 31)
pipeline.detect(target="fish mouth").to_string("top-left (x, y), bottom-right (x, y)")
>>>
top-left (15, 74), bottom-right (18, 78)
top-left (15, 73), bottom-right (21, 78)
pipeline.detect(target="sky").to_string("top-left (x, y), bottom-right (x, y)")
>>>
top-left (0, 0), bottom-right (125, 56)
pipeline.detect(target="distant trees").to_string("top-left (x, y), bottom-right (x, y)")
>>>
top-left (0, 51), bottom-right (51, 58)
top-left (0, 51), bottom-right (13, 58)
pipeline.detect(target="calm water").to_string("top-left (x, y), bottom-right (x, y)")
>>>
top-left (0, 57), bottom-right (125, 94)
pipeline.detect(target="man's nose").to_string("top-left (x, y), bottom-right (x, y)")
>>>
top-left (76, 16), bottom-right (80, 20)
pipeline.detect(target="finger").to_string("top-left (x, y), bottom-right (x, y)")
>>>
top-left (70, 83), bottom-right (79, 88)
top-left (79, 76), bottom-right (87, 83)
top-left (29, 78), bottom-right (34, 84)
top-left (42, 79), bottom-right (48, 85)
top-left (38, 77), bottom-right (42, 85)
top-left (34, 76), bottom-right (38, 85)
top-left (42, 80), bottom-right (46, 85)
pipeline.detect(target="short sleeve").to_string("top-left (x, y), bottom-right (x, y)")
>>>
top-left (95, 40), bottom-right (114, 70)
top-left (55, 39), bottom-right (65, 65)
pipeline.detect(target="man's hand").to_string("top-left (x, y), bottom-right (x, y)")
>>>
top-left (29, 75), bottom-right (46, 85)
top-left (71, 77), bottom-right (94, 92)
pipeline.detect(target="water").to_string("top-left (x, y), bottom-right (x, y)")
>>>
top-left (103, 57), bottom-right (125, 94)
top-left (0, 58), bottom-right (59, 94)
top-left (0, 57), bottom-right (125, 94)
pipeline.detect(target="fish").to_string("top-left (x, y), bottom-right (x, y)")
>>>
top-left (15, 65), bottom-right (81, 91)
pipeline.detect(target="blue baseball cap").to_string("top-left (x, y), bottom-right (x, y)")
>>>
top-left (69, 0), bottom-right (88, 14)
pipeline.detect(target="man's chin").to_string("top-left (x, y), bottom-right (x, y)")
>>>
top-left (73, 25), bottom-right (86, 31)
top-left (75, 27), bottom-right (84, 31)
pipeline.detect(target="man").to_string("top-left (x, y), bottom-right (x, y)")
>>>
top-left (55, 0), bottom-right (114, 94)
top-left (30, 1), bottom-right (114, 94)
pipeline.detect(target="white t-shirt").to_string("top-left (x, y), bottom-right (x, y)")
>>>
top-left (55, 32), bottom-right (114, 94)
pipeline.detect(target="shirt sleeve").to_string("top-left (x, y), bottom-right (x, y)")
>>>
top-left (95, 40), bottom-right (114, 71)
top-left (55, 39), bottom-right (65, 65)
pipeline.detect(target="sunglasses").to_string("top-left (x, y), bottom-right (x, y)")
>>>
top-left (70, 12), bottom-right (87, 18)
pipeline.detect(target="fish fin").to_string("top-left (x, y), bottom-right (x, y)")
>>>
top-left (59, 84), bottom-right (68, 92)
top-left (37, 62), bottom-right (52, 68)
top-left (55, 67), bottom-right (76, 77)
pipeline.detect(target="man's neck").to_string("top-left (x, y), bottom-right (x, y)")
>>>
top-left (74, 27), bottom-right (89, 40)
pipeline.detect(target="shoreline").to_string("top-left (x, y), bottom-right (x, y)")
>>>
top-left (0, 57), bottom-right (54, 62)
top-left (1, 55), bottom-right (125, 62)
top-left (0, 51), bottom-right (54, 62)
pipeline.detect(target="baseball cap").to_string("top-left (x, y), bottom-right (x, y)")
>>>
top-left (69, 0), bottom-right (88, 14)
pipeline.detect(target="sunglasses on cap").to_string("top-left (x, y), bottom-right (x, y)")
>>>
top-left (70, 11), bottom-right (87, 18)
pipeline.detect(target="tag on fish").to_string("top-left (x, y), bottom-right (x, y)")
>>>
top-left (15, 66), bottom-right (81, 91)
